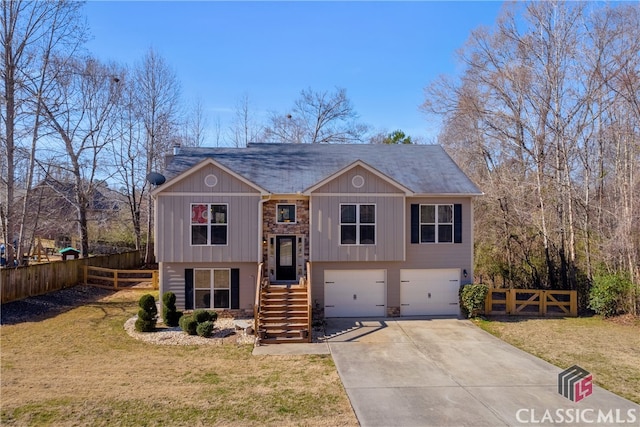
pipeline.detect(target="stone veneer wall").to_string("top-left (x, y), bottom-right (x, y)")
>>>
top-left (262, 199), bottom-right (310, 266)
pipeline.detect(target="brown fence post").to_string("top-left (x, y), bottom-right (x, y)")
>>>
top-left (570, 291), bottom-right (578, 317)
top-left (485, 289), bottom-right (492, 315)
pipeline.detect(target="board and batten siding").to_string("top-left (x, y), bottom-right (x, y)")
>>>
top-left (309, 166), bottom-right (406, 262)
top-left (405, 197), bottom-right (474, 282)
top-left (309, 197), bottom-right (475, 312)
top-left (155, 163), bottom-right (262, 263)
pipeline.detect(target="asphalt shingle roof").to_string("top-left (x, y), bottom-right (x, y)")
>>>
top-left (162, 143), bottom-right (482, 196)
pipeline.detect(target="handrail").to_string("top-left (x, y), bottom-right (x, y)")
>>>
top-left (254, 262), bottom-right (263, 336)
top-left (306, 261), bottom-right (312, 343)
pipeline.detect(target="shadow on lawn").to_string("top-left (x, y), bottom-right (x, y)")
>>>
top-left (480, 313), bottom-right (596, 323)
top-left (0, 285), bottom-right (116, 325)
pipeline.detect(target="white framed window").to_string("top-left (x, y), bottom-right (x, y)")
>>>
top-left (191, 203), bottom-right (228, 246)
top-left (194, 268), bottom-right (230, 309)
top-left (420, 204), bottom-right (453, 243)
top-left (340, 204), bottom-right (376, 245)
top-left (276, 204), bottom-right (296, 223)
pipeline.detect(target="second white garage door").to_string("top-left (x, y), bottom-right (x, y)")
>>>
top-left (324, 270), bottom-right (386, 317)
top-left (400, 269), bottom-right (461, 316)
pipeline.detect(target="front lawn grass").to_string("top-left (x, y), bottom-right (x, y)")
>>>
top-left (1, 289), bottom-right (358, 426)
top-left (475, 315), bottom-right (640, 404)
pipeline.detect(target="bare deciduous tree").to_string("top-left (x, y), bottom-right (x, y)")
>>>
top-left (41, 56), bottom-right (123, 257)
top-left (229, 93), bottom-right (261, 147)
top-left (263, 87), bottom-right (368, 144)
top-left (134, 48), bottom-right (181, 264)
top-left (1, 0), bottom-right (86, 265)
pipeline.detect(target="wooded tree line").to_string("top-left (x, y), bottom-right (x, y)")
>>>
top-left (423, 1), bottom-right (639, 299)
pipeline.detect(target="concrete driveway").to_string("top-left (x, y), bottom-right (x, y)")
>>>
top-left (325, 318), bottom-right (640, 427)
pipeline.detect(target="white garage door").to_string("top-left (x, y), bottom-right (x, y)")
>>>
top-left (324, 270), bottom-right (386, 317)
top-left (400, 269), bottom-right (460, 316)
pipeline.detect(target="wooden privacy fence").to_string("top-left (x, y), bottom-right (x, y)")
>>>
top-left (485, 288), bottom-right (577, 317)
top-left (83, 266), bottom-right (158, 290)
top-left (1, 251), bottom-right (142, 304)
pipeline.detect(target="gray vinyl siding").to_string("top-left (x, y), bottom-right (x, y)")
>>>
top-left (309, 165), bottom-right (405, 262)
top-left (312, 165), bottom-right (405, 194)
top-left (309, 198), bottom-right (474, 310)
top-left (405, 197), bottom-right (474, 280)
top-left (156, 194), bottom-right (260, 262)
top-left (162, 163), bottom-right (260, 194)
top-left (155, 163), bottom-right (261, 263)
top-left (160, 262), bottom-right (257, 311)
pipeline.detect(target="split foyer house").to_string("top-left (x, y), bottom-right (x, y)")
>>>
top-left (152, 143), bottom-right (482, 342)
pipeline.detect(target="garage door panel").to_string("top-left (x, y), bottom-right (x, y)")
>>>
top-left (325, 270), bottom-right (386, 317)
top-left (400, 269), bottom-right (460, 316)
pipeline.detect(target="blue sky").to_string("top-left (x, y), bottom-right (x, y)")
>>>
top-left (84, 1), bottom-right (505, 144)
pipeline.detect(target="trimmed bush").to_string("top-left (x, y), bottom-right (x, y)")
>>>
top-left (207, 310), bottom-right (218, 323)
top-left (135, 294), bottom-right (158, 332)
top-left (162, 292), bottom-right (182, 327)
top-left (460, 284), bottom-right (489, 318)
top-left (193, 309), bottom-right (212, 323)
top-left (196, 320), bottom-right (215, 337)
top-left (179, 315), bottom-right (198, 336)
top-left (589, 274), bottom-right (633, 317)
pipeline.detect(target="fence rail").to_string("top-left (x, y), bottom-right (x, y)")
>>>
top-left (1, 251), bottom-right (142, 304)
top-left (83, 266), bottom-right (158, 290)
top-left (485, 288), bottom-right (577, 317)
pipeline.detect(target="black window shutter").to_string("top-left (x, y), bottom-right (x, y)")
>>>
top-left (185, 268), bottom-right (194, 310)
top-left (230, 268), bottom-right (240, 309)
top-left (410, 204), bottom-right (419, 244)
top-left (454, 204), bottom-right (462, 244)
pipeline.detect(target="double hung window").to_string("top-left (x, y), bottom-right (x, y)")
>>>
top-left (191, 203), bottom-right (228, 245)
top-left (194, 268), bottom-right (230, 309)
top-left (340, 204), bottom-right (376, 245)
top-left (420, 204), bottom-right (453, 243)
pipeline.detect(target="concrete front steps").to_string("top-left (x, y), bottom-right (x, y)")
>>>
top-left (258, 285), bottom-right (311, 344)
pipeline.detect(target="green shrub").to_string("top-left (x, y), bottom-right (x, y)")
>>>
top-left (135, 294), bottom-right (157, 332)
top-left (207, 310), bottom-right (218, 323)
top-left (196, 320), bottom-right (215, 337)
top-left (460, 284), bottom-right (489, 318)
top-left (192, 309), bottom-right (212, 323)
top-left (138, 294), bottom-right (157, 317)
top-left (589, 274), bottom-right (633, 317)
top-left (162, 292), bottom-right (182, 327)
top-left (179, 315), bottom-right (198, 335)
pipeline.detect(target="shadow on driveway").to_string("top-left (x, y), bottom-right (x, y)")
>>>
top-left (325, 317), bottom-right (640, 427)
